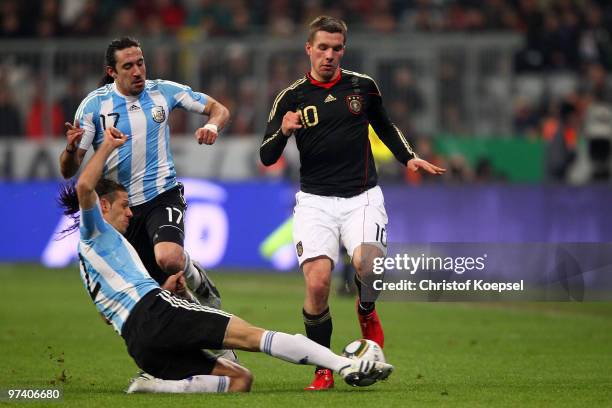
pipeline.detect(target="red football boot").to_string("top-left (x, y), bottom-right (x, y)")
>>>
top-left (304, 368), bottom-right (334, 390)
top-left (356, 299), bottom-right (385, 348)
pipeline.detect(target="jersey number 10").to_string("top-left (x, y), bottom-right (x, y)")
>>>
top-left (298, 106), bottom-right (319, 128)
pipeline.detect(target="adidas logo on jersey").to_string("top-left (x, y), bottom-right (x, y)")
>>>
top-left (128, 104), bottom-right (140, 112)
top-left (324, 94), bottom-right (337, 103)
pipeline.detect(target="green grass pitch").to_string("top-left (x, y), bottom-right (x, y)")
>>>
top-left (0, 264), bottom-right (611, 407)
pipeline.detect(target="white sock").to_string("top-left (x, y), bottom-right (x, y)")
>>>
top-left (259, 331), bottom-right (353, 373)
top-left (133, 375), bottom-right (230, 393)
top-left (184, 375), bottom-right (230, 393)
top-left (183, 251), bottom-right (203, 291)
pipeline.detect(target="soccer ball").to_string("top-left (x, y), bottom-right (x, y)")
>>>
top-left (342, 339), bottom-right (385, 363)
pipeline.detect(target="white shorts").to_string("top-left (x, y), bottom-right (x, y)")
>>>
top-left (293, 186), bottom-right (389, 267)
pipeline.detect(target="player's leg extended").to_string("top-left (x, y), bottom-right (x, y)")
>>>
top-left (342, 186), bottom-right (388, 348)
top-left (126, 291), bottom-right (391, 392)
top-left (221, 315), bottom-right (393, 387)
top-left (127, 299), bottom-right (338, 393)
top-left (124, 290), bottom-right (249, 394)
top-left (126, 351), bottom-right (252, 393)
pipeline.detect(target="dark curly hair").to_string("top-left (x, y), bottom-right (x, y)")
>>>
top-left (57, 179), bottom-right (127, 238)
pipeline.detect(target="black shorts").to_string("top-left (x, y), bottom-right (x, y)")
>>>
top-left (125, 184), bottom-right (186, 285)
top-left (122, 289), bottom-right (232, 380)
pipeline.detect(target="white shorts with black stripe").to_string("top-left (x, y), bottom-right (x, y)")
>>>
top-left (292, 186), bottom-right (389, 268)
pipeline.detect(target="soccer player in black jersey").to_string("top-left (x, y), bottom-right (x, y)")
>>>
top-left (261, 16), bottom-right (445, 390)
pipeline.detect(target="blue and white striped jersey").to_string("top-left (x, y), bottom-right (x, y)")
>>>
top-left (78, 199), bottom-right (160, 334)
top-left (75, 80), bottom-right (209, 206)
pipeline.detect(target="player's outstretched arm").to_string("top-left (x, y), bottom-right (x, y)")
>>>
top-left (407, 157), bottom-right (446, 175)
top-left (195, 96), bottom-right (230, 145)
top-left (368, 95), bottom-right (445, 175)
top-left (76, 127), bottom-right (127, 210)
top-left (59, 120), bottom-right (87, 178)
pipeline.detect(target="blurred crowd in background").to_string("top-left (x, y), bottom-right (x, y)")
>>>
top-left (1, 0), bottom-right (612, 184)
top-left (1, 0), bottom-right (611, 42)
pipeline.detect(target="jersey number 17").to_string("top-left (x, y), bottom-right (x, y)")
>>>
top-left (100, 113), bottom-right (120, 130)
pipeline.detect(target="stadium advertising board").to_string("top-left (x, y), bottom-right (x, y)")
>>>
top-left (1, 181), bottom-right (611, 273)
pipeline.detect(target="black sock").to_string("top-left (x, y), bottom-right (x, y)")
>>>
top-left (303, 307), bottom-right (333, 371)
top-left (354, 274), bottom-right (376, 315)
top-left (357, 301), bottom-right (375, 315)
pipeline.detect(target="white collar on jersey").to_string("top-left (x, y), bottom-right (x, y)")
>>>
top-left (112, 83), bottom-right (142, 101)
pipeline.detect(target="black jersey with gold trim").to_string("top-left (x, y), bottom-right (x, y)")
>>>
top-left (261, 69), bottom-right (415, 198)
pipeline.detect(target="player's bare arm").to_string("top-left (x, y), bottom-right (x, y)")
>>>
top-left (76, 127), bottom-right (127, 210)
top-left (195, 96), bottom-right (230, 145)
top-left (364, 78), bottom-right (446, 176)
top-left (59, 120), bottom-right (87, 179)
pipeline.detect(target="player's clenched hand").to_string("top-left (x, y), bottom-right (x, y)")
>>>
top-left (407, 158), bottom-right (446, 175)
top-left (162, 271), bottom-right (188, 297)
top-left (64, 120), bottom-right (84, 151)
top-left (281, 111), bottom-right (302, 136)
top-left (195, 124), bottom-right (218, 145)
top-left (102, 126), bottom-right (128, 148)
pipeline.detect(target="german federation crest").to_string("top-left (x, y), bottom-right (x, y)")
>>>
top-left (346, 95), bottom-right (363, 115)
top-left (151, 106), bottom-right (166, 123)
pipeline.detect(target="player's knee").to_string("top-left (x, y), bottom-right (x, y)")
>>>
top-left (228, 366), bottom-right (253, 392)
top-left (155, 246), bottom-right (185, 274)
top-left (353, 245), bottom-right (383, 277)
top-left (156, 256), bottom-right (183, 275)
top-left (303, 258), bottom-right (332, 310)
top-left (306, 279), bottom-right (330, 301)
top-left (354, 261), bottom-right (372, 278)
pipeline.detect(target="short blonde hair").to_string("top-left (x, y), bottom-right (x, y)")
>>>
top-left (308, 15), bottom-right (347, 44)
